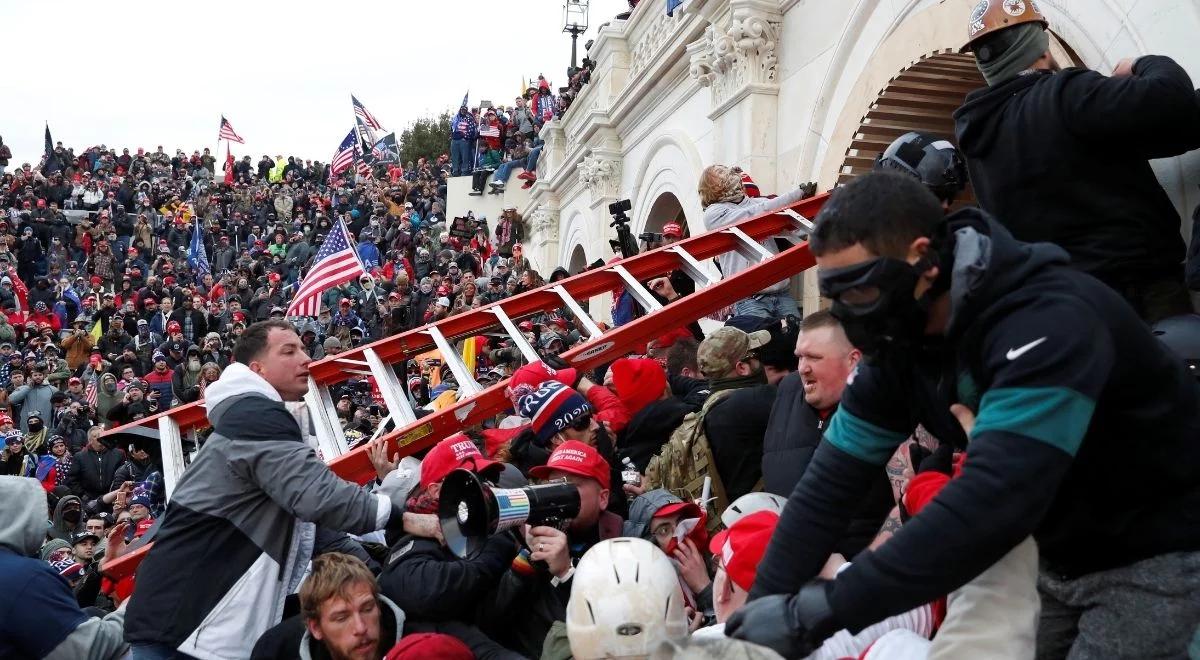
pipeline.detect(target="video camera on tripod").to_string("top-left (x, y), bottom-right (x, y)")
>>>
top-left (607, 198), bottom-right (639, 259)
top-left (438, 469), bottom-right (581, 559)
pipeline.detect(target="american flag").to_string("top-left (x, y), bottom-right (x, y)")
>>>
top-left (352, 95), bottom-right (384, 131)
top-left (84, 378), bottom-right (98, 408)
top-left (330, 129), bottom-right (357, 181)
top-left (286, 219), bottom-right (366, 317)
top-left (218, 116), bottom-right (245, 144)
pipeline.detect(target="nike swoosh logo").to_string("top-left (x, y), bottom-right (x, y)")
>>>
top-left (1006, 337), bottom-right (1048, 360)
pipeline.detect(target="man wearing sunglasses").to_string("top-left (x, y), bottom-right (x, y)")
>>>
top-left (730, 171), bottom-right (1200, 658)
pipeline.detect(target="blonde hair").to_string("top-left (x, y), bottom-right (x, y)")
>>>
top-left (299, 553), bottom-right (378, 621)
top-left (697, 165), bottom-right (746, 208)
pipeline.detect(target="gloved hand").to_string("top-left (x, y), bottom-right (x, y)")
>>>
top-left (909, 441), bottom-right (954, 476)
top-left (727, 580), bottom-right (839, 658)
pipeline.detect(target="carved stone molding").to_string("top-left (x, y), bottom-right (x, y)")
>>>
top-left (630, 10), bottom-right (683, 80)
top-left (686, 3), bottom-right (781, 109)
top-left (529, 204), bottom-right (561, 245)
top-left (577, 151), bottom-right (623, 202)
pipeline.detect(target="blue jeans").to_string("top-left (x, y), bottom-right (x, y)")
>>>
top-left (493, 146), bottom-right (543, 184)
top-left (450, 140), bottom-right (474, 176)
top-left (493, 158), bottom-right (526, 184)
top-left (131, 643), bottom-right (200, 660)
top-left (734, 290), bottom-right (800, 319)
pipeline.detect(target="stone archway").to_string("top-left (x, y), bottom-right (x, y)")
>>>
top-left (834, 50), bottom-right (984, 209)
top-left (567, 244), bottom-right (588, 275)
top-left (642, 192), bottom-right (688, 237)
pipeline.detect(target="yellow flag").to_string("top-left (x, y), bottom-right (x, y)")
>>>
top-left (90, 319), bottom-right (103, 341)
top-left (462, 336), bottom-right (478, 375)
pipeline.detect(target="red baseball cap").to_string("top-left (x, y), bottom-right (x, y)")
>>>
top-left (662, 222), bottom-right (683, 237)
top-left (530, 440), bottom-right (610, 489)
top-left (709, 510), bottom-right (779, 592)
top-left (167, 321), bottom-right (181, 333)
top-left (420, 433), bottom-right (502, 488)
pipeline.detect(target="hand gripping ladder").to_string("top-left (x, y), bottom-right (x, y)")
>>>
top-left (101, 191), bottom-right (828, 579)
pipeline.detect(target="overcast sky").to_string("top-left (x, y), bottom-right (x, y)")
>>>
top-left (1, 0), bottom-right (628, 165)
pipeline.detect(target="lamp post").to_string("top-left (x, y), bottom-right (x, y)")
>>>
top-left (563, 0), bottom-right (590, 72)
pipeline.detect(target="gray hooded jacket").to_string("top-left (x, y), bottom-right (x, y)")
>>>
top-left (0, 476), bottom-right (127, 659)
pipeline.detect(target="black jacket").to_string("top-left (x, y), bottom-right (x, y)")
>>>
top-left (479, 512), bottom-right (623, 658)
top-left (953, 57), bottom-right (1200, 288)
top-left (762, 374), bottom-right (893, 558)
top-left (752, 210), bottom-right (1200, 634)
top-left (378, 533), bottom-right (518, 623)
top-left (618, 397), bottom-right (696, 473)
top-left (66, 446), bottom-right (126, 501)
top-left (703, 382), bottom-right (776, 503)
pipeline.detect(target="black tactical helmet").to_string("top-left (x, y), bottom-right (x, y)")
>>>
top-left (874, 131), bottom-right (969, 205)
top-left (1152, 314), bottom-right (1200, 380)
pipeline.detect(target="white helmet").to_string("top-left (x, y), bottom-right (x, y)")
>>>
top-left (567, 538), bottom-right (688, 659)
top-left (720, 492), bottom-right (787, 528)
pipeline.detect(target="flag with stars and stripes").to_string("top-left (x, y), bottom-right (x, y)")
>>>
top-left (330, 129), bottom-right (357, 181)
top-left (218, 115), bottom-right (245, 144)
top-left (286, 219), bottom-right (366, 317)
top-left (352, 95), bottom-right (384, 131)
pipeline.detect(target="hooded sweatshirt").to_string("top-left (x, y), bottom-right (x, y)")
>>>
top-left (94, 373), bottom-right (121, 422)
top-left (124, 362), bottom-right (396, 660)
top-left (952, 56), bottom-right (1200, 288)
top-left (752, 209), bottom-right (1200, 633)
top-left (0, 476), bottom-right (128, 659)
top-left (48, 494), bottom-right (83, 541)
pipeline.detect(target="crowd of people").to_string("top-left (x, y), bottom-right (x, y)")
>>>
top-left (3, 3), bottom-right (1200, 659)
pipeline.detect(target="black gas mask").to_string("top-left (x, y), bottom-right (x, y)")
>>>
top-left (818, 254), bottom-right (944, 362)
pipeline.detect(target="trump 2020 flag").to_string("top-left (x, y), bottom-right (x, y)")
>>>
top-left (189, 218), bottom-right (210, 283)
top-left (371, 133), bottom-right (399, 164)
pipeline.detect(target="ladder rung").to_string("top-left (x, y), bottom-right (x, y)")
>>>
top-left (488, 307), bottom-right (542, 363)
top-left (552, 285), bottom-right (604, 338)
top-left (427, 327), bottom-right (484, 396)
top-left (724, 226), bottom-right (775, 263)
top-left (158, 416), bottom-right (185, 501)
top-left (612, 264), bottom-right (664, 313)
top-left (306, 377), bottom-right (350, 458)
top-left (368, 414), bottom-right (393, 443)
top-left (665, 246), bottom-right (717, 288)
top-left (779, 209), bottom-right (815, 236)
top-left (364, 348), bottom-right (417, 426)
